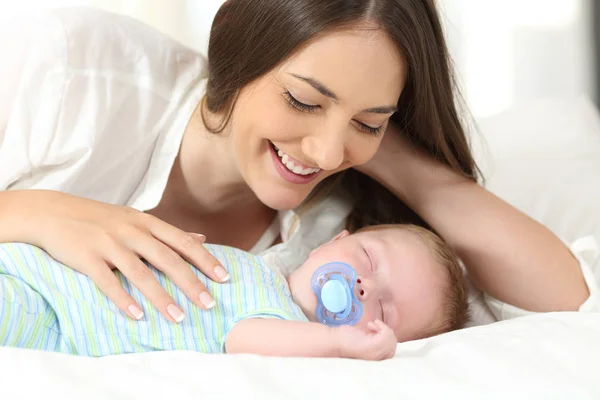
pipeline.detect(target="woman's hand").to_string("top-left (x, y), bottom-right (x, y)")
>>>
top-left (354, 124), bottom-right (402, 177)
top-left (338, 320), bottom-right (397, 361)
top-left (354, 123), bottom-right (417, 201)
top-left (3, 190), bottom-right (229, 322)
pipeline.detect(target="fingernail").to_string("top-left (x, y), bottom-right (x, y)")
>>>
top-left (191, 233), bottom-right (206, 241)
top-left (128, 305), bottom-right (144, 320)
top-left (214, 265), bottom-right (230, 282)
top-left (167, 304), bottom-right (185, 322)
top-left (199, 292), bottom-right (216, 309)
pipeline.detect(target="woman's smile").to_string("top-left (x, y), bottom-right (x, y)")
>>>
top-left (268, 141), bottom-right (322, 184)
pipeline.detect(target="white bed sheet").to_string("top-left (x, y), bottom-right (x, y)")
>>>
top-left (1, 312), bottom-right (599, 399)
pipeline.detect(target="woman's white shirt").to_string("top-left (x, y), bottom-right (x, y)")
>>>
top-left (0, 8), bottom-right (206, 212)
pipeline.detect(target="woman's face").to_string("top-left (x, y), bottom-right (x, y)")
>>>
top-left (228, 26), bottom-right (406, 210)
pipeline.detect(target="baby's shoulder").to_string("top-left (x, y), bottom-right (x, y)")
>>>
top-left (203, 244), bottom-right (285, 284)
top-left (203, 244), bottom-right (267, 269)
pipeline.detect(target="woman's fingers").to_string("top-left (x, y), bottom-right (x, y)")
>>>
top-left (190, 233), bottom-right (207, 243)
top-left (25, 192), bottom-right (226, 323)
top-left (131, 233), bottom-right (217, 310)
top-left (146, 217), bottom-right (230, 283)
top-left (105, 244), bottom-right (187, 323)
top-left (86, 263), bottom-right (145, 320)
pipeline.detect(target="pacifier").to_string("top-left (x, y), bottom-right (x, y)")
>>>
top-left (310, 262), bottom-right (363, 326)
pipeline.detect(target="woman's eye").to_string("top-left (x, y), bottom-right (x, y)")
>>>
top-left (283, 91), bottom-right (319, 113)
top-left (355, 121), bottom-right (385, 137)
top-left (283, 90), bottom-right (385, 137)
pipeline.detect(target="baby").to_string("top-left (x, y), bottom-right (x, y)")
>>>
top-left (0, 224), bottom-right (468, 360)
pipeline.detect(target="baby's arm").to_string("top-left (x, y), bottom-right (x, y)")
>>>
top-left (225, 319), bottom-right (396, 360)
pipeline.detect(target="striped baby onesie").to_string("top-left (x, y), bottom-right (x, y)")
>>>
top-left (0, 243), bottom-right (307, 356)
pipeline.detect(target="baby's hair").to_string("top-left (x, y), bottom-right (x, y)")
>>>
top-left (357, 224), bottom-right (470, 337)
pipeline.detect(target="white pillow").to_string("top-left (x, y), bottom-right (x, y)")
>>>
top-left (473, 96), bottom-right (600, 277)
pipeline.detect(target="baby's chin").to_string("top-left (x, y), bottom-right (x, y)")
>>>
top-left (288, 269), bottom-right (319, 321)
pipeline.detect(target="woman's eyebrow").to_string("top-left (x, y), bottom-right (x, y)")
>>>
top-left (288, 73), bottom-right (398, 114)
top-left (363, 105), bottom-right (398, 114)
top-left (290, 73), bottom-right (338, 101)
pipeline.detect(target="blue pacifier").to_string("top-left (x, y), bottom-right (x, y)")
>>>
top-left (310, 262), bottom-right (363, 326)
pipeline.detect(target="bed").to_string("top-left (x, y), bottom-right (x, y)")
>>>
top-left (1, 97), bottom-right (599, 399)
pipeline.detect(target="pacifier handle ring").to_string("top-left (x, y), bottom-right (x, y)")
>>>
top-left (330, 274), bottom-right (353, 319)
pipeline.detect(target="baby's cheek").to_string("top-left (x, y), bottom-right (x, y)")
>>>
top-left (353, 319), bottom-right (369, 331)
top-left (354, 308), bottom-right (378, 331)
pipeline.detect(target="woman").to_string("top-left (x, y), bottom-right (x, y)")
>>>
top-left (0, 1), bottom-right (592, 325)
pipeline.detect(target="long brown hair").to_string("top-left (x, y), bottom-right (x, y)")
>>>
top-left (203, 0), bottom-right (478, 232)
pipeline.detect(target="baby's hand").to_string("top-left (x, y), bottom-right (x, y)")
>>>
top-left (338, 320), bottom-right (397, 361)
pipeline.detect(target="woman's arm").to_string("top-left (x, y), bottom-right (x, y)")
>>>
top-left (0, 12), bottom-right (229, 322)
top-left (226, 318), bottom-right (396, 360)
top-left (360, 124), bottom-right (589, 312)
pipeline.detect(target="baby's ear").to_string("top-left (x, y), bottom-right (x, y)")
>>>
top-left (330, 230), bottom-right (350, 243)
top-left (309, 230), bottom-right (350, 257)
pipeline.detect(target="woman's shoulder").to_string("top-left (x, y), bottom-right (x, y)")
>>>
top-left (0, 8), bottom-right (208, 205)
top-left (46, 7), bottom-right (207, 89)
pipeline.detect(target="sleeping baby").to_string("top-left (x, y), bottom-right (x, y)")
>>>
top-left (0, 224), bottom-right (469, 360)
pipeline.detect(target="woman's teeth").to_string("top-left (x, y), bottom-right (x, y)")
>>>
top-left (275, 148), bottom-right (320, 176)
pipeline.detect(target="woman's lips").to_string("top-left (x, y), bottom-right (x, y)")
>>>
top-left (269, 141), bottom-right (321, 184)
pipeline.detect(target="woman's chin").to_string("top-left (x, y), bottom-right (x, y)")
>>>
top-left (254, 185), bottom-right (311, 211)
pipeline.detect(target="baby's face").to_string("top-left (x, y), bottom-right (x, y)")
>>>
top-left (288, 228), bottom-right (447, 342)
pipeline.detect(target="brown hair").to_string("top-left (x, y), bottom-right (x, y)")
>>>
top-left (203, 0), bottom-right (478, 232)
top-left (358, 224), bottom-right (470, 335)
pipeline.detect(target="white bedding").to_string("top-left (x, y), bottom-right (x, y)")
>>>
top-left (1, 94), bottom-right (600, 399)
top-left (1, 312), bottom-right (599, 399)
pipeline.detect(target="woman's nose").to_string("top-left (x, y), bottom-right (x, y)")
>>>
top-left (302, 128), bottom-right (346, 171)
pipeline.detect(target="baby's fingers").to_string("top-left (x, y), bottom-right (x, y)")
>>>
top-left (367, 321), bottom-right (379, 332)
top-left (368, 319), bottom-right (390, 333)
top-left (374, 319), bottom-right (390, 330)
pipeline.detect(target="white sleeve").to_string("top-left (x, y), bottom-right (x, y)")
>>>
top-left (0, 12), bottom-right (68, 190)
top-left (483, 236), bottom-right (600, 321)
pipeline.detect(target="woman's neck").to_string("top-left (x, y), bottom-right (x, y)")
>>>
top-left (166, 103), bottom-right (255, 213)
top-left (148, 103), bottom-right (277, 250)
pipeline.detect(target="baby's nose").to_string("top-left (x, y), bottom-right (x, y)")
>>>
top-left (355, 278), bottom-right (368, 301)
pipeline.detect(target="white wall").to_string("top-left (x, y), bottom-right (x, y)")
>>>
top-left (440, 0), bottom-right (595, 118)
top-left (1, 0), bottom-right (595, 119)
top-left (0, 0), bottom-right (223, 52)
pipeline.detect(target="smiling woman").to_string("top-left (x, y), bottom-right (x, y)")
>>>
top-left (201, 23), bottom-right (406, 211)
top-left (201, 0), bottom-right (471, 228)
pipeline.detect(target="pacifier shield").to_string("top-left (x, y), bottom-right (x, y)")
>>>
top-left (310, 262), bottom-right (363, 326)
